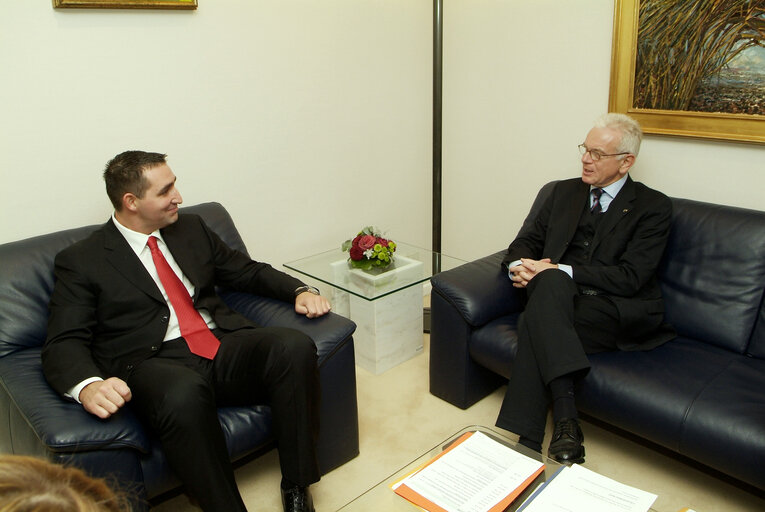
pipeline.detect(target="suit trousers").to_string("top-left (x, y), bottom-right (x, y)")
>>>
top-left (496, 269), bottom-right (621, 444)
top-left (126, 326), bottom-right (320, 512)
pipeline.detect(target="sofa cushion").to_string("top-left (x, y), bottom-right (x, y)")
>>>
top-left (578, 338), bottom-right (739, 452)
top-left (141, 404), bottom-right (274, 498)
top-left (680, 356), bottom-right (765, 490)
top-left (658, 199), bottom-right (765, 354)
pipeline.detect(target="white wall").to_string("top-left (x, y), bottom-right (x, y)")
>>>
top-left (442, 0), bottom-right (765, 261)
top-left (4, 1), bottom-right (763, 267)
top-left (0, 1), bottom-right (432, 267)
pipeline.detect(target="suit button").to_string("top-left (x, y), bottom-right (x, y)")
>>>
top-left (151, 345), bottom-right (159, 351)
top-left (126, 364), bottom-right (133, 371)
top-left (161, 316), bottom-right (169, 323)
top-left (584, 241), bottom-right (590, 246)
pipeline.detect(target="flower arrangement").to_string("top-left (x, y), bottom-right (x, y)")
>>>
top-left (342, 226), bottom-right (397, 270)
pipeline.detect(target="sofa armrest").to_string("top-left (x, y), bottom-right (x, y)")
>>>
top-left (429, 251), bottom-right (519, 409)
top-left (430, 251), bottom-right (523, 328)
top-left (0, 349), bottom-right (149, 454)
top-left (221, 291), bottom-right (360, 473)
top-left (221, 292), bottom-right (356, 364)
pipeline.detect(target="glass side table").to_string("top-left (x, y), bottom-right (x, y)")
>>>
top-left (284, 242), bottom-right (465, 374)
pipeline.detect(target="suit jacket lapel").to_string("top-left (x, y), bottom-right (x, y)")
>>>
top-left (592, 176), bottom-right (636, 251)
top-left (103, 219), bottom-right (165, 303)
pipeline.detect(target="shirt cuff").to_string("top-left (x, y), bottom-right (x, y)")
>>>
top-left (67, 377), bottom-right (104, 404)
top-left (557, 263), bottom-right (573, 279)
top-left (506, 259), bottom-right (522, 278)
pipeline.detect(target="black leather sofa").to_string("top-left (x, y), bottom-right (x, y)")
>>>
top-left (0, 202), bottom-right (360, 509)
top-left (429, 182), bottom-right (765, 492)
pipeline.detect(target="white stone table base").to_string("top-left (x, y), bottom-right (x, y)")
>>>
top-left (329, 257), bottom-right (424, 374)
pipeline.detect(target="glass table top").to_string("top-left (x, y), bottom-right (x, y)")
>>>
top-left (283, 242), bottom-right (466, 301)
top-left (337, 426), bottom-right (559, 512)
top-left (337, 425), bottom-right (661, 512)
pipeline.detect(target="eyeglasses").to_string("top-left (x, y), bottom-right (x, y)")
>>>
top-left (578, 144), bottom-right (630, 161)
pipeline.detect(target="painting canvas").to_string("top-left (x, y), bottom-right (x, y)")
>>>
top-left (610, 0), bottom-right (765, 143)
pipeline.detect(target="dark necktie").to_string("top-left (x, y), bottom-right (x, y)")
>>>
top-left (147, 236), bottom-right (220, 359)
top-left (590, 188), bottom-right (603, 214)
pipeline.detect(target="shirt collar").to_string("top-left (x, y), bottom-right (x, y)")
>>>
top-left (112, 213), bottom-right (164, 256)
top-left (593, 173), bottom-right (628, 199)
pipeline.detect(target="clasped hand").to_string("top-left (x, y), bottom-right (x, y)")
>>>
top-left (509, 258), bottom-right (558, 288)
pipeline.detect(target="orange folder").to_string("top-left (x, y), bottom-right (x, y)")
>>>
top-left (394, 431), bottom-right (546, 512)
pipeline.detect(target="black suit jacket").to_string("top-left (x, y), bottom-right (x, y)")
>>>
top-left (502, 177), bottom-right (674, 349)
top-left (42, 213), bottom-right (305, 395)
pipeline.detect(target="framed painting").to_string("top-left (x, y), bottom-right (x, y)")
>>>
top-left (609, 0), bottom-right (765, 144)
top-left (54, 0), bottom-right (197, 9)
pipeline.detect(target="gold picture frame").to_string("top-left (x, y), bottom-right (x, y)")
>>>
top-left (609, 0), bottom-right (765, 144)
top-left (54, 0), bottom-right (197, 9)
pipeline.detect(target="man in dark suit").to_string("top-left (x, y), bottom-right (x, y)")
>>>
top-left (42, 151), bottom-right (330, 512)
top-left (496, 113), bottom-right (674, 464)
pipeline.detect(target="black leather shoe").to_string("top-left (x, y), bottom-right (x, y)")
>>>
top-left (281, 485), bottom-right (315, 512)
top-left (548, 417), bottom-right (585, 464)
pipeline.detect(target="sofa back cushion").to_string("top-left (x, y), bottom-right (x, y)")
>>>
top-left (658, 198), bottom-right (765, 354)
top-left (186, 202), bottom-right (249, 256)
top-left (0, 202), bottom-right (243, 357)
top-left (0, 225), bottom-right (98, 357)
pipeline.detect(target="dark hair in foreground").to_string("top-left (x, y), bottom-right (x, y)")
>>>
top-left (103, 150), bottom-right (167, 210)
top-left (0, 454), bottom-right (132, 511)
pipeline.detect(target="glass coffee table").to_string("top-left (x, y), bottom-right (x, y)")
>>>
top-left (337, 426), bottom-right (560, 511)
top-left (284, 242), bottom-right (465, 374)
top-left (338, 426), bottom-right (661, 511)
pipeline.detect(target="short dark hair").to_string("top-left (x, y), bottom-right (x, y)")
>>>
top-left (103, 150), bottom-right (167, 210)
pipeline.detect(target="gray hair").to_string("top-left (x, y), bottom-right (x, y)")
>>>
top-left (593, 113), bottom-right (642, 157)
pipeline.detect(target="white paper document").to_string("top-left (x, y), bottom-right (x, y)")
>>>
top-left (397, 431), bottom-right (545, 512)
top-left (519, 463), bottom-right (657, 512)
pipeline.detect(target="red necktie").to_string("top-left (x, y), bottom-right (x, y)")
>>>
top-left (147, 236), bottom-right (220, 359)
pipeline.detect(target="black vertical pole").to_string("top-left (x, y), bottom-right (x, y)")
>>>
top-left (432, 0), bottom-right (443, 273)
top-left (426, 0), bottom-right (443, 333)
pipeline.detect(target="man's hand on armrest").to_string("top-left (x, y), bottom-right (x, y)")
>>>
top-left (295, 292), bottom-right (331, 319)
top-left (79, 377), bottom-right (132, 419)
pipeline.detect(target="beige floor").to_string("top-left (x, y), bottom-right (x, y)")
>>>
top-left (153, 332), bottom-right (765, 512)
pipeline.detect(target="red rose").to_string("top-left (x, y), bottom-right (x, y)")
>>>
top-left (358, 235), bottom-right (376, 250)
top-left (349, 246), bottom-right (364, 260)
top-left (377, 238), bottom-right (388, 247)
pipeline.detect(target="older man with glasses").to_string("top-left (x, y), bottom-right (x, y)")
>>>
top-left (496, 113), bottom-right (675, 465)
